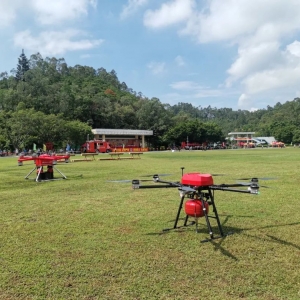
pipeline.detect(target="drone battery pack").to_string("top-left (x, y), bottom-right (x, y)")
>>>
top-left (181, 173), bottom-right (213, 187)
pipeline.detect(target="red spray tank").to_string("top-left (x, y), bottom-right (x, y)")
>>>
top-left (185, 199), bottom-right (209, 218)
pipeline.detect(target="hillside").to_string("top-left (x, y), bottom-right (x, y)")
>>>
top-left (1, 53), bottom-right (300, 147)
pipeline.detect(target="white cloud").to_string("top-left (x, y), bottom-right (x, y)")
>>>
top-left (238, 93), bottom-right (250, 108)
top-left (14, 29), bottom-right (103, 56)
top-left (286, 40), bottom-right (300, 57)
top-left (181, 0), bottom-right (300, 43)
top-left (142, 0), bottom-right (300, 109)
top-left (29, 0), bottom-right (97, 25)
top-left (0, 0), bottom-right (23, 27)
top-left (0, 0), bottom-right (97, 27)
top-left (234, 40), bottom-right (300, 95)
top-left (161, 91), bottom-right (228, 108)
top-left (80, 54), bottom-right (92, 58)
top-left (237, 94), bottom-right (263, 111)
top-left (147, 61), bottom-right (166, 74)
top-left (226, 41), bottom-right (282, 87)
top-left (194, 89), bottom-right (222, 98)
top-left (170, 80), bottom-right (228, 98)
top-left (144, 0), bottom-right (195, 29)
top-left (170, 81), bottom-right (205, 91)
top-left (160, 0), bottom-right (300, 109)
top-left (175, 55), bottom-right (185, 66)
top-left (243, 65), bottom-right (300, 94)
top-left (120, 0), bottom-right (148, 20)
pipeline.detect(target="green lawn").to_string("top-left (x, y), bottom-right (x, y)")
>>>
top-left (0, 148), bottom-right (300, 299)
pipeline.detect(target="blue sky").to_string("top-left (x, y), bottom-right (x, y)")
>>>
top-left (1, 0), bottom-right (300, 111)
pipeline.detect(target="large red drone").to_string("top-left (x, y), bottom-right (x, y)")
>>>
top-left (128, 168), bottom-right (269, 242)
top-left (18, 153), bottom-right (70, 182)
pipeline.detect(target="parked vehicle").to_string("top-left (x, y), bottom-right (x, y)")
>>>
top-left (82, 140), bottom-right (112, 153)
top-left (181, 141), bottom-right (203, 150)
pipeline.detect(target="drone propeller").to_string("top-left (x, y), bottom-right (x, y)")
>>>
top-left (237, 177), bottom-right (277, 181)
top-left (106, 179), bottom-right (153, 183)
top-left (140, 174), bottom-right (172, 177)
top-left (236, 181), bottom-right (269, 188)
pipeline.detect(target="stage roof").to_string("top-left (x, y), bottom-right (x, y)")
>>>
top-left (228, 132), bottom-right (255, 135)
top-left (92, 129), bottom-right (153, 136)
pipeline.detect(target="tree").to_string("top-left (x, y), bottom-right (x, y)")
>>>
top-left (162, 120), bottom-right (224, 146)
top-left (0, 107), bottom-right (91, 150)
top-left (15, 49), bottom-right (30, 81)
top-left (5, 108), bottom-right (37, 149)
top-left (268, 121), bottom-right (295, 143)
top-left (64, 120), bottom-right (92, 149)
top-left (292, 129), bottom-right (300, 144)
top-left (204, 122), bottom-right (224, 142)
top-left (137, 98), bottom-right (172, 132)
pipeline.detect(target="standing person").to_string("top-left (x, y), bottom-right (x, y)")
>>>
top-left (66, 143), bottom-right (71, 152)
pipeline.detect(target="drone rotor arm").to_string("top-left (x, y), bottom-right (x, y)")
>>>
top-left (132, 183), bottom-right (179, 189)
top-left (154, 179), bottom-right (181, 186)
top-left (211, 184), bottom-right (260, 195)
top-left (213, 183), bottom-right (249, 188)
top-left (211, 186), bottom-right (253, 194)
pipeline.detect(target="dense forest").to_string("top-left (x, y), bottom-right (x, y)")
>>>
top-left (0, 51), bottom-right (300, 151)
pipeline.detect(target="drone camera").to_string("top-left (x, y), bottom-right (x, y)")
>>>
top-left (132, 179), bottom-right (140, 189)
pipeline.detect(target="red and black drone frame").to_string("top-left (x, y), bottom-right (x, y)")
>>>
top-left (18, 153), bottom-right (70, 182)
top-left (131, 171), bottom-right (261, 242)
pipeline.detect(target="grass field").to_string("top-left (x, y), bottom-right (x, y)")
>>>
top-left (0, 148), bottom-right (300, 299)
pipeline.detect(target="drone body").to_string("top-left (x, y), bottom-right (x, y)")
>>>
top-left (128, 169), bottom-right (266, 242)
top-left (181, 172), bottom-right (214, 187)
top-left (18, 153), bottom-right (70, 182)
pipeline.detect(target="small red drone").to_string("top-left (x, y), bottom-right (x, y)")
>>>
top-left (18, 153), bottom-right (70, 182)
top-left (128, 168), bottom-right (269, 242)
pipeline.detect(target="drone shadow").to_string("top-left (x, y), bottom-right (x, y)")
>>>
top-left (239, 226), bottom-right (300, 251)
top-left (146, 214), bottom-right (253, 236)
top-left (265, 234), bottom-right (300, 250)
top-left (145, 214), bottom-right (300, 261)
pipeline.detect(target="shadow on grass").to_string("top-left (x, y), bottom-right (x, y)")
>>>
top-left (266, 234), bottom-right (300, 250)
top-left (240, 227), bottom-right (300, 251)
top-left (145, 214), bottom-right (300, 260)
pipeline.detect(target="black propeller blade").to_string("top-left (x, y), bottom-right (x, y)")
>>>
top-left (236, 181), bottom-right (269, 188)
top-left (141, 174), bottom-right (172, 177)
top-left (107, 172), bottom-right (172, 183)
top-left (106, 179), bottom-right (153, 183)
top-left (237, 177), bottom-right (277, 181)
